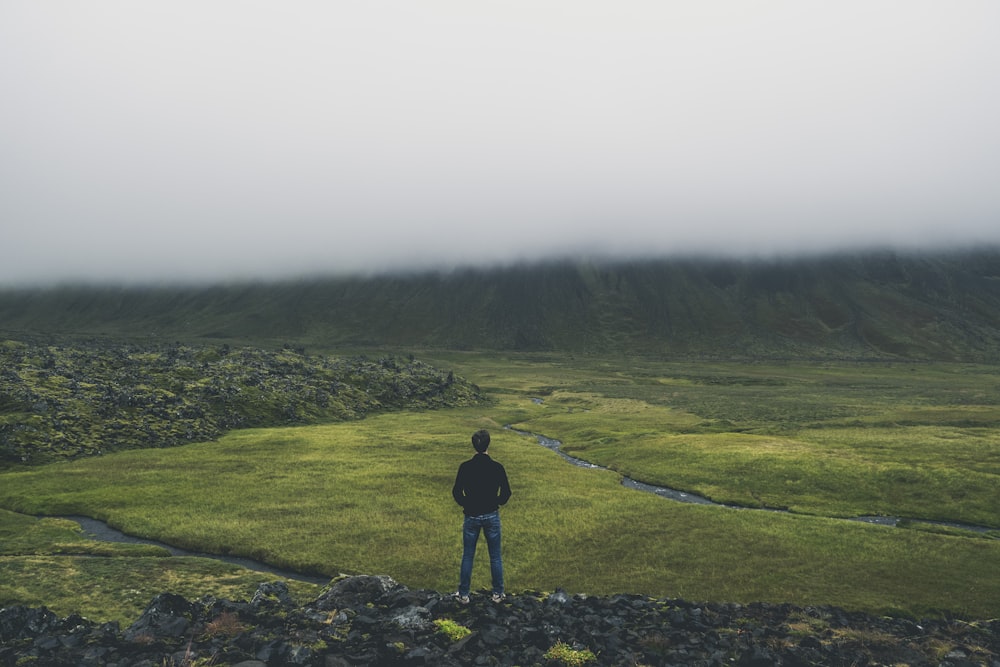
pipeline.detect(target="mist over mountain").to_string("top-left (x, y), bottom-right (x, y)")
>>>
top-left (3, 249), bottom-right (1000, 362)
top-left (4, 4), bottom-right (1000, 286)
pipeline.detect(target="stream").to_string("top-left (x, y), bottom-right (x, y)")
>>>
top-left (57, 515), bottom-right (329, 584)
top-left (506, 426), bottom-right (996, 535)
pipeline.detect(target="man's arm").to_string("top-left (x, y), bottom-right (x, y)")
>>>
top-left (452, 464), bottom-right (466, 507)
top-left (497, 464), bottom-right (511, 506)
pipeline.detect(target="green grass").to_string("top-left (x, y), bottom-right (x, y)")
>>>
top-left (0, 509), bottom-right (322, 624)
top-left (544, 641), bottom-right (597, 665)
top-left (520, 399), bottom-right (1000, 525)
top-left (422, 353), bottom-right (1000, 525)
top-left (1, 354), bottom-right (999, 622)
top-left (1, 396), bottom-right (998, 620)
top-left (0, 509), bottom-right (169, 558)
top-left (433, 618), bottom-right (472, 641)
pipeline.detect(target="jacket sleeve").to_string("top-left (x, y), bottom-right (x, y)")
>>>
top-left (497, 464), bottom-right (512, 506)
top-left (452, 465), bottom-right (466, 507)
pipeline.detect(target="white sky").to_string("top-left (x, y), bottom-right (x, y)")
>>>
top-left (2, 1), bottom-right (999, 285)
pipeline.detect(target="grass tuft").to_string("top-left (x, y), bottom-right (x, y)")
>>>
top-left (543, 641), bottom-right (597, 665)
top-left (203, 611), bottom-right (247, 638)
top-left (433, 618), bottom-right (471, 642)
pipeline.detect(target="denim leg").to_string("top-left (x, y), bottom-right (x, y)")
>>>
top-left (459, 516), bottom-right (480, 596)
top-left (484, 513), bottom-right (504, 595)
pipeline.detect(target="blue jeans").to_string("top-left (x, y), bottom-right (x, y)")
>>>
top-left (459, 511), bottom-right (504, 596)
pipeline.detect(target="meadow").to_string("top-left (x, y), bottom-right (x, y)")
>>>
top-left (1, 351), bottom-right (999, 623)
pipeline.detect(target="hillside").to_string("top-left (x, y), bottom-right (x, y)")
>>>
top-left (0, 339), bottom-right (484, 465)
top-left (3, 249), bottom-right (1000, 360)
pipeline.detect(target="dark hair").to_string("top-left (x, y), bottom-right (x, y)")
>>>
top-left (472, 429), bottom-right (491, 453)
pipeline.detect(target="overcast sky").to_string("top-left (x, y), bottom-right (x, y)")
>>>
top-left (2, 2), bottom-right (999, 285)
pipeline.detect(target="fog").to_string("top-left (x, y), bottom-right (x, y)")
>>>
top-left (2, 2), bottom-right (999, 285)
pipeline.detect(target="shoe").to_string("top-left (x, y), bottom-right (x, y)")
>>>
top-left (452, 592), bottom-right (470, 604)
top-left (491, 593), bottom-right (506, 603)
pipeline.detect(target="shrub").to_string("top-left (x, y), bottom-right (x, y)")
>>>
top-left (203, 611), bottom-right (246, 638)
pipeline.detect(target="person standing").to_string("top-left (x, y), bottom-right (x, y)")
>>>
top-left (452, 429), bottom-right (511, 603)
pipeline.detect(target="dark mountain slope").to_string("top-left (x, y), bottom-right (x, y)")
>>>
top-left (3, 249), bottom-right (1000, 360)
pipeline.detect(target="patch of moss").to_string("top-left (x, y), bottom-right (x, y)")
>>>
top-left (433, 618), bottom-right (472, 642)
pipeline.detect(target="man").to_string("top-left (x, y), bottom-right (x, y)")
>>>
top-left (451, 429), bottom-right (512, 603)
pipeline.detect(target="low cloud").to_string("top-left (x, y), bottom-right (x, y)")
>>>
top-left (2, 2), bottom-right (999, 285)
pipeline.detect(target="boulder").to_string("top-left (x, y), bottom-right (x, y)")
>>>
top-left (124, 592), bottom-right (196, 641)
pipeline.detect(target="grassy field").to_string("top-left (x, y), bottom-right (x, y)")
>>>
top-left (1, 353), bottom-right (999, 622)
top-left (421, 353), bottom-right (1000, 525)
top-left (0, 509), bottom-right (322, 624)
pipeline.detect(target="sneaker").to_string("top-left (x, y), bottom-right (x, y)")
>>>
top-left (491, 592), bottom-right (506, 603)
top-left (452, 592), bottom-right (470, 604)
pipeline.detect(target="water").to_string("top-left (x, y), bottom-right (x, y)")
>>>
top-left (57, 515), bottom-right (329, 584)
top-left (506, 426), bottom-right (996, 535)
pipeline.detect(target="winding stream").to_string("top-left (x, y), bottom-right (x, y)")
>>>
top-left (506, 426), bottom-right (996, 535)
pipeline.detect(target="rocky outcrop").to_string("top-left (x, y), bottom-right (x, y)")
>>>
top-left (0, 339), bottom-right (484, 465)
top-left (1, 576), bottom-right (997, 666)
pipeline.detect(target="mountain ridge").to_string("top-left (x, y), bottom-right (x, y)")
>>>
top-left (3, 248), bottom-right (1000, 361)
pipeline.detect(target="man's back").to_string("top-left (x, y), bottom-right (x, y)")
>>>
top-left (453, 453), bottom-right (511, 516)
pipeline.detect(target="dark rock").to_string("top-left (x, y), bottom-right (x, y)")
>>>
top-left (81, 645), bottom-right (110, 664)
top-left (739, 645), bottom-right (779, 667)
top-left (1, 575), bottom-right (997, 667)
top-left (324, 657), bottom-right (356, 667)
top-left (254, 639), bottom-right (288, 663)
top-left (124, 592), bottom-right (195, 641)
top-left (546, 588), bottom-right (571, 606)
top-left (312, 574), bottom-right (405, 611)
top-left (392, 605), bottom-right (433, 631)
top-left (477, 622), bottom-right (509, 646)
top-left (286, 644), bottom-right (316, 665)
top-left (403, 646), bottom-right (433, 663)
top-left (249, 580), bottom-right (295, 610)
top-left (0, 606), bottom-right (61, 641)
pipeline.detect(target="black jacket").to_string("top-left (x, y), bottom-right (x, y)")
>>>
top-left (452, 453), bottom-right (512, 517)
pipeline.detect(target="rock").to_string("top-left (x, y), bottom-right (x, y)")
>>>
top-left (250, 580), bottom-right (295, 611)
top-left (254, 639), bottom-right (288, 663)
top-left (1, 579), bottom-right (997, 666)
top-left (546, 588), bottom-right (571, 606)
top-left (124, 592), bottom-right (195, 641)
top-left (392, 605), bottom-right (433, 631)
top-left (739, 646), bottom-right (779, 667)
top-left (477, 623), bottom-right (509, 646)
top-left (312, 574), bottom-right (404, 611)
top-left (403, 646), bottom-right (433, 663)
